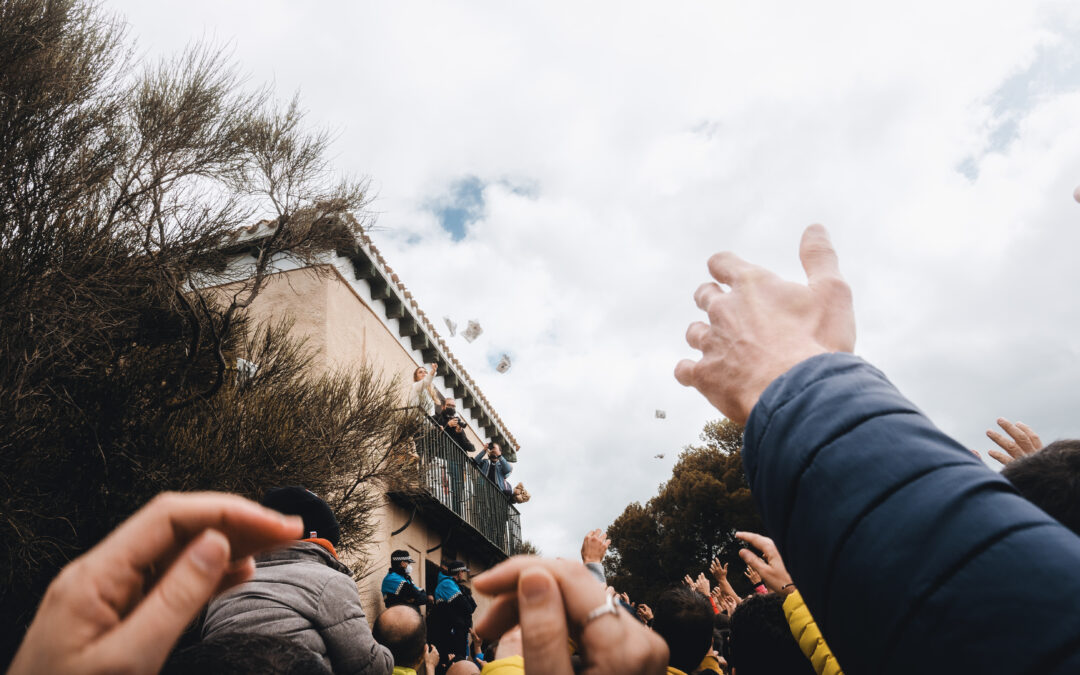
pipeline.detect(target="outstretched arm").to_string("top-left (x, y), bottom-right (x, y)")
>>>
top-left (9, 492), bottom-right (303, 675)
top-left (678, 225), bottom-right (1080, 674)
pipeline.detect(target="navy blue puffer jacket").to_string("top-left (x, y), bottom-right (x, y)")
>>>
top-left (743, 353), bottom-right (1080, 674)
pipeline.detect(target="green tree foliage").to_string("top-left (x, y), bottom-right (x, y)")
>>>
top-left (0, 0), bottom-right (421, 662)
top-left (515, 539), bottom-right (541, 556)
top-left (604, 419), bottom-right (764, 605)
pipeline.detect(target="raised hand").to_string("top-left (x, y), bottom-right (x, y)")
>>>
top-left (709, 557), bottom-right (728, 583)
top-left (676, 224), bottom-right (855, 424)
top-left (636, 603), bottom-right (654, 623)
top-left (424, 644), bottom-right (440, 675)
top-left (694, 572), bottom-right (711, 596)
top-left (9, 492), bottom-right (303, 675)
top-left (744, 565), bottom-right (762, 585)
top-left (581, 528), bottom-right (611, 564)
top-left (986, 418), bottom-right (1043, 466)
top-left (736, 531), bottom-right (794, 594)
top-left (474, 558), bottom-right (669, 674)
top-left (718, 592), bottom-right (738, 615)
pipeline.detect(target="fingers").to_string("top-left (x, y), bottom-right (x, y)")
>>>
top-left (474, 557), bottom-right (608, 627)
top-left (684, 323), bottom-right (709, 351)
top-left (986, 428), bottom-right (1021, 460)
top-left (1016, 421), bottom-right (1043, 450)
top-left (987, 448), bottom-right (1014, 467)
top-left (475, 592), bottom-right (519, 640)
top-left (735, 531), bottom-right (780, 561)
top-left (694, 282), bottom-right (726, 312)
top-left (89, 492), bottom-right (302, 575)
top-left (81, 492), bottom-right (302, 624)
top-left (95, 529), bottom-right (231, 671)
top-left (997, 418), bottom-right (1041, 456)
top-left (707, 251), bottom-right (761, 287)
top-left (518, 568), bottom-right (573, 673)
top-left (999, 418), bottom-right (1034, 454)
top-left (799, 224), bottom-right (843, 287)
top-left (674, 359), bottom-right (698, 387)
top-left (738, 548), bottom-right (769, 578)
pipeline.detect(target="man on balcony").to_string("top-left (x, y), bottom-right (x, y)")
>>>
top-left (381, 550), bottom-right (428, 610)
top-left (471, 443), bottom-right (513, 499)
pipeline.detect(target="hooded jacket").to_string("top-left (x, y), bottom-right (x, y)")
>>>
top-left (743, 353), bottom-right (1080, 674)
top-left (203, 541), bottom-right (393, 675)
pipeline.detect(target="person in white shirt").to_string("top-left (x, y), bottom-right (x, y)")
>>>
top-left (411, 363), bottom-right (441, 416)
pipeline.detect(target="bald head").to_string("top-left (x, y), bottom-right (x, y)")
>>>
top-left (373, 605), bottom-right (426, 668)
top-left (447, 661), bottom-right (480, 675)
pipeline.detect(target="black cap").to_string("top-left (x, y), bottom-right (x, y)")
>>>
top-left (446, 560), bottom-right (469, 574)
top-left (261, 487), bottom-right (340, 547)
top-left (391, 549), bottom-right (415, 563)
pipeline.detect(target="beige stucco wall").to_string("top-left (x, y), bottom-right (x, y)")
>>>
top-left (238, 265), bottom-right (496, 622)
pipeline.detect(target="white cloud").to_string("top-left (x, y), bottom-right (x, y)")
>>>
top-left (109, 0), bottom-right (1080, 558)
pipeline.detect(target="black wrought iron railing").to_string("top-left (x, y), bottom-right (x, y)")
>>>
top-left (415, 417), bottom-right (522, 557)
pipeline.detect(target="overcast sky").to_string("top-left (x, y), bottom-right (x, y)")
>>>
top-left (109, 0), bottom-right (1080, 559)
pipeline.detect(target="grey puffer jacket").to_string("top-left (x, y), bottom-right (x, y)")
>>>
top-left (203, 541), bottom-right (392, 675)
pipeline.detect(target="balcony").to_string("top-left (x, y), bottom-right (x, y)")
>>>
top-left (394, 417), bottom-right (522, 560)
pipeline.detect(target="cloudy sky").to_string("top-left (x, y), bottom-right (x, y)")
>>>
top-left (110, 0), bottom-right (1080, 558)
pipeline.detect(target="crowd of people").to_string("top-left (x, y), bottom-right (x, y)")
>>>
top-left (9, 224), bottom-right (1080, 673)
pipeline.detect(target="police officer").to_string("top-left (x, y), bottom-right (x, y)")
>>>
top-left (429, 560), bottom-right (476, 668)
top-left (381, 549), bottom-right (427, 609)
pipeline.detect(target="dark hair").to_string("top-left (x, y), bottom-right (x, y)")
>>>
top-left (651, 586), bottom-right (715, 673)
top-left (1002, 439), bottom-right (1080, 536)
top-left (729, 593), bottom-right (814, 675)
top-left (162, 633), bottom-right (330, 675)
top-left (261, 486), bottom-right (341, 546)
top-left (373, 605), bottom-right (427, 668)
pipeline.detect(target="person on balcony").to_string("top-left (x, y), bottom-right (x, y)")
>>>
top-left (382, 550), bottom-right (428, 611)
top-left (429, 560), bottom-right (477, 672)
top-left (411, 363), bottom-right (442, 417)
top-left (436, 397), bottom-right (457, 427)
top-left (471, 442), bottom-right (513, 499)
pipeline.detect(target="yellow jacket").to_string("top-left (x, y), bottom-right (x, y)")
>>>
top-left (481, 655), bottom-right (524, 674)
top-left (783, 590), bottom-right (844, 675)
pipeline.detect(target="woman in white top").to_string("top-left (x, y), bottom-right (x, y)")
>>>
top-left (411, 363), bottom-right (442, 416)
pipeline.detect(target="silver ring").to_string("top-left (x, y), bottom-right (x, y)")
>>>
top-left (584, 593), bottom-right (619, 625)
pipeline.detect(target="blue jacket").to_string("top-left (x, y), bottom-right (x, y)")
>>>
top-left (430, 571), bottom-right (477, 659)
top-left (743, 353), bottom-right (1080, 674)
top-left (472, 450), bottom-right (512, 490)
top-left (380, 570), bottom-right (426, 608)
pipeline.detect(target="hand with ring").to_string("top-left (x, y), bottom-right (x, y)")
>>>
top-left (474, 557), bottom-right (669, 673)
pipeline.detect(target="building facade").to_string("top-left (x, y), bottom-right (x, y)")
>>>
top-left (225, 219), bottom-right (522, 620)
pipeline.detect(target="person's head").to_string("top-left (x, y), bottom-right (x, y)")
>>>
top-left (487, 442), bottom-right (501, 457)
top-left (372, 605), bottom-right (427, 670)
top-left (260, 487), bottom-right (340, 547)
top-left (413, 366), bottom-right (426, 382)
top-left (446, 661), bottom-right (481, 675)
top-left (162, 633), bottom-right (331, 675)
top-left (391, 549), bottom-right (415, 575)
top-left (651, 586), bottom-right (714, 673)
top-left (1002, 439), bottom-right (1080, 536)
top-left (447, 560), bottom-right (470, 582)
top-left (443, 398), bottom-right (456, 411)
top-left (729, 593), bottom-right (814, 675)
